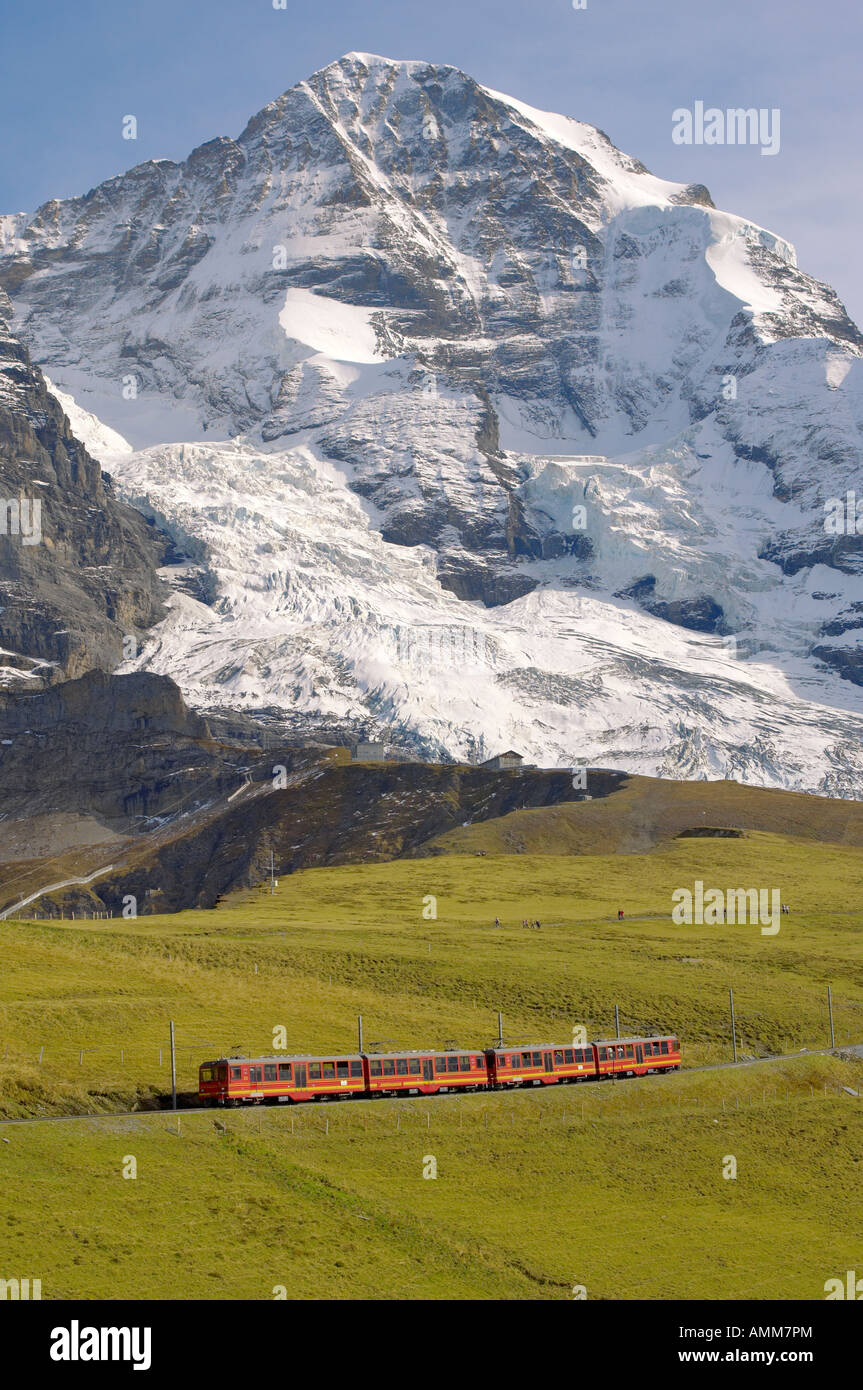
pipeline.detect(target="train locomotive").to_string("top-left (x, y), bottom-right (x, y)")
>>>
top-left (199, 1034), bottom-right (680, 1106)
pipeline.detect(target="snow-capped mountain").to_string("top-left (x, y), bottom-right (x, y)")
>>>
top-left (2, 52), bottom-right (863, 793)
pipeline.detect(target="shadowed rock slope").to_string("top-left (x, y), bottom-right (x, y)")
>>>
top-left (0, 288), bottom-right (168, 687)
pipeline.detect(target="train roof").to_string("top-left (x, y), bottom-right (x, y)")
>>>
top-left (203, 1034), bottom-right (678, 1067)
top-left (597, 1035), bottom-right (678, 1044)
top-left (364, 1048), bottom-right (483, 1059)
top-left (202, 1048), bottom-right (484, 1065)
top-left (490, 1034), bottom-right (676, 1051)
top-left (203, 1054), bottom-right (363, 1065)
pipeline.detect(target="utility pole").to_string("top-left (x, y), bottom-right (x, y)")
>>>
top-left (729, 988), bottom-right (738, 1063)
top-left (357, 1014), bottom-right (364, 1053)
top-left (497, 1012), bottom-right (503, 1046)
top-left (270, 849), bottom-right (275, 894)
top-left (827, 985), bottom-right (835, 1050)
top-left (170, 1020), bottom-right (177, 1111)
top-left (614, 1004), bottom-right (620, 1040)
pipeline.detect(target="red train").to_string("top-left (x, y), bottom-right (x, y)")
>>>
top-left (199, 1034), bottom-right (680, 1106)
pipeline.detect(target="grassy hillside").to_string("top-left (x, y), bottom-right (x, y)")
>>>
top-left (1, 821), bottom-right (862, 1299)
top-left (1, 1055), bottom-right (860, 1300)
top-left (2, 830), bottom-right (863, 1113)
top-left (416, 771), bottom-right (863, 857)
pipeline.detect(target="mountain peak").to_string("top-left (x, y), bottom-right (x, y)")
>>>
top-left (2, 59), bottom-right (863, 793)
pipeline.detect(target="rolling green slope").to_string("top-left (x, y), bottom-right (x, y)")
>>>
top-left (2, 808), bottom-right (862, 1300)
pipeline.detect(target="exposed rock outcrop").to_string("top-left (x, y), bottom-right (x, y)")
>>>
top-left (0, 289), bottom-right (168, 686)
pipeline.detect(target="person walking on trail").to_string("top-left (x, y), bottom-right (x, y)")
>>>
top-left (494, 916), bottom-right (501, 928)
top-left (535, 920), bottom-right (541, 930)
top-left (617, 909), bottom-right (624, 920)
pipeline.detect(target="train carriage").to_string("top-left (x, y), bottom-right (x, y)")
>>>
top-left (364, 1049), bottom-right (488, 1095)
top-left (199, 1053), bottom-right (365, 1106)
top-left (487, 1043), bottom-right (597, 1088)
top-left (593, 1035), bottom-right (680, 1079)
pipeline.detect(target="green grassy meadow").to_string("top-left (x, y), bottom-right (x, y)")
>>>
top-left (1, 823), bottom-right (862, 1298)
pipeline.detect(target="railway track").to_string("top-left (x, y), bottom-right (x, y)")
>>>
top-left (0, 1045), bottom-right (856, 1128)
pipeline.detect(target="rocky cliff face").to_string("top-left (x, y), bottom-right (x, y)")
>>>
top-left (0, 667), bottom-right (612, 915)
top-left (2, 54), bottom-right (863, 793)
top-left (0, 749), bottom-right (610, 917)
top-left (0, 669), bottom-right (222, 825)
top-left (0, 289), bottom-right (168, 686)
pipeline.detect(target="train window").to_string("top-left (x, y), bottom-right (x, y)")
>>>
top-left (231, 1067), bottom-right (242, 1080)
top-left (383, 1059), bottom-right (395, 1076)
top-left (336, 1061), bottom-right (349, 1078)
top-left (201, 1068), bottom-right (213, 1082)
top-left (532, 1052), bottom-right (542, 1067)
top-left (447, 1056), bottom-right (459, 1073)
top-left (554, 1050), bottom-right (564, 1065)
top-left (521, 1052), bottom-right (532, 1068)
top-left (396, 1059), bottom-right (408, 1076)
top-left (309, 1063), bottom-right (321, 1080)
top-left (625, 1046), bottom-right (634, 1059)
top-left (459, 1056), bottom-right (470, 1072)
top-left (350, 1060), bottom-right (363, 1078)
top-left (598, 1047), bottom-right (606, 1061)
top-left (323, 1062), bottom-right (335, 1080)
top-left (474, 1056), bottom-right (483, 1068)
top-left (661, 1041), bottom-right (669, 1054)
top-left (369, 1059), bottom-right (382, 1076)
top-left (409, 1059), bottom-right (421, 1075)
top-left (435, 1057), bottom-right (446, 1074)
top-left (278, 1063), bottom-right (292, 1080)
top-left (565, 1049), bottom-right (574, 1064)
top-left (264, 1065), bottom-right (277, 1081)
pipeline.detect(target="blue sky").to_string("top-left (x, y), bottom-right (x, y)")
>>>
top-left (2, 0), bottom-right (861, 322)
